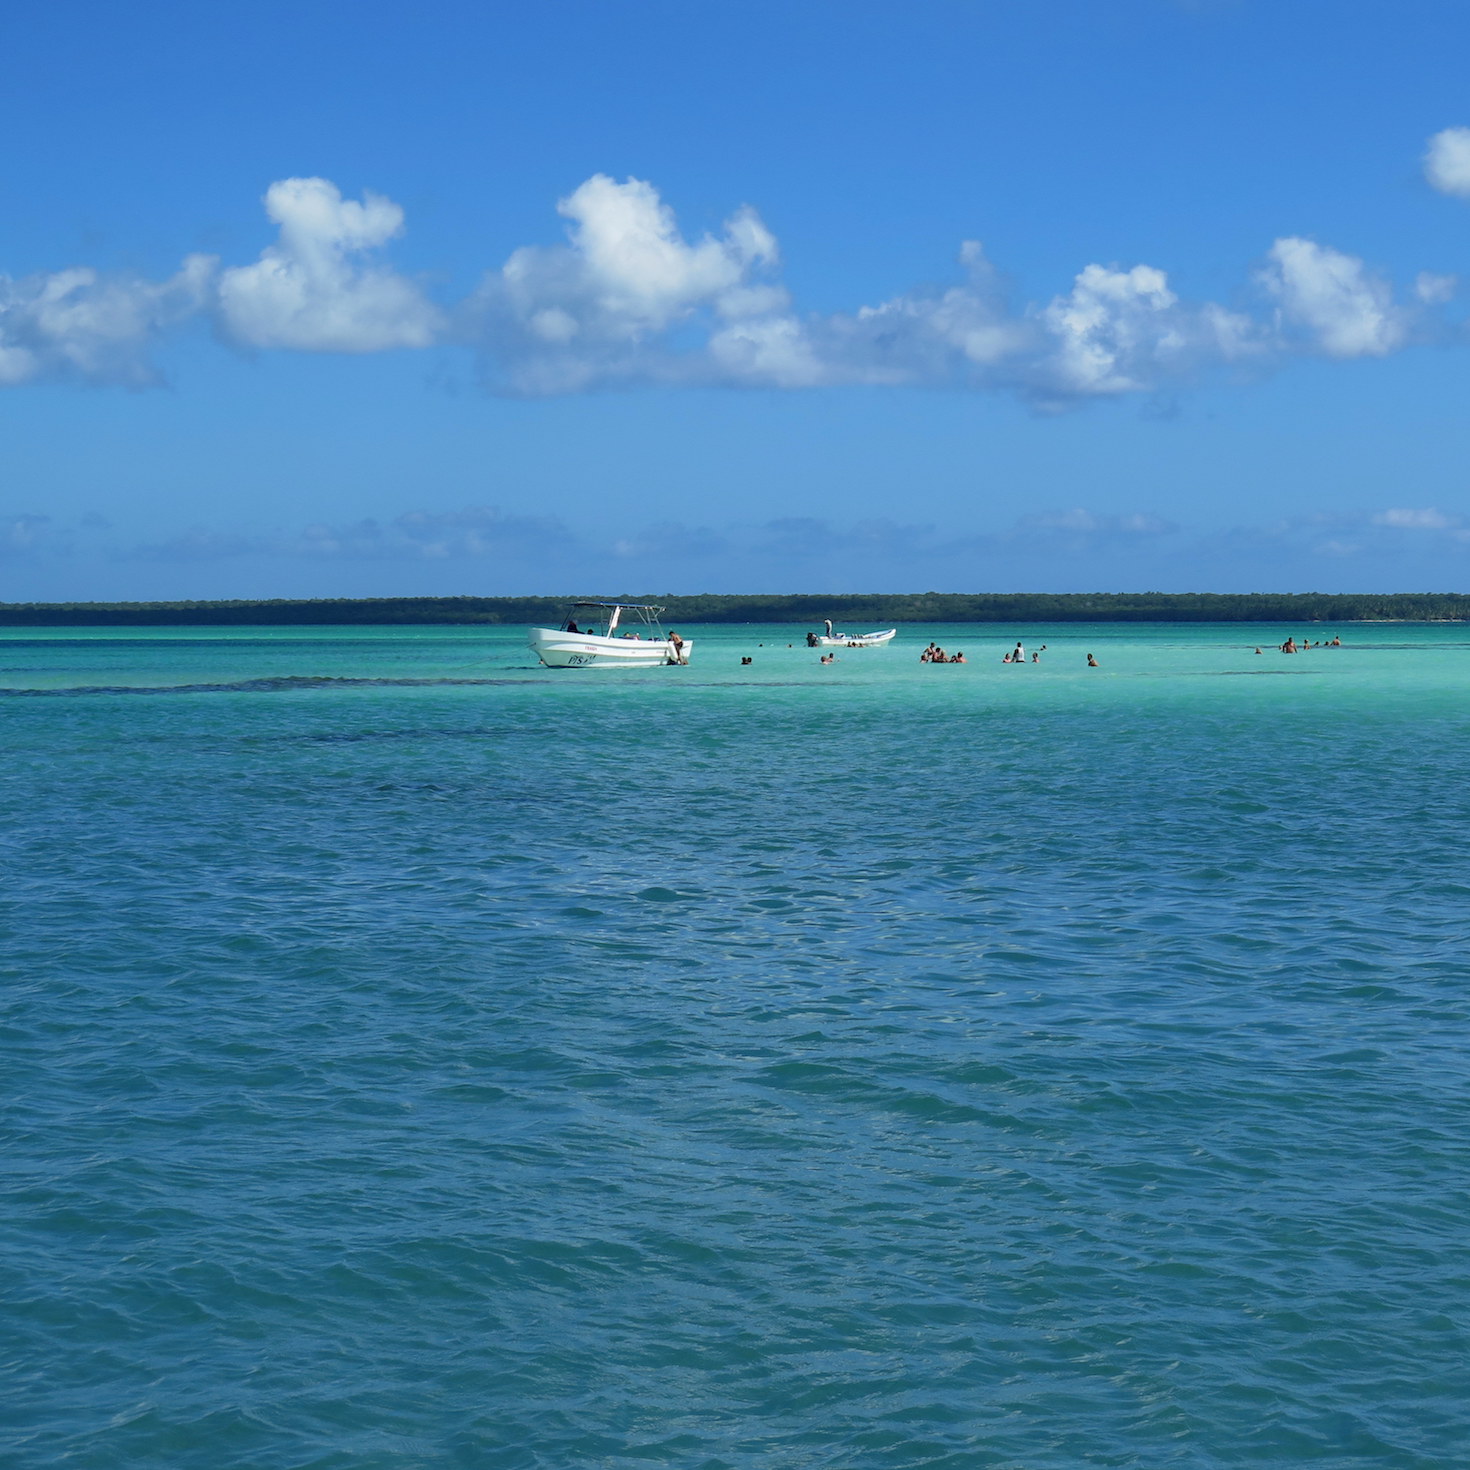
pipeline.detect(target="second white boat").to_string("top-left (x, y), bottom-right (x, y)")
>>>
top-left (806, 621), bottom-right (897, 649)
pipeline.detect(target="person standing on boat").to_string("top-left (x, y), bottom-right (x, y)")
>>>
top-left (824, 620), bottom-right (834, 638)
top-left (668, 631), bottom-right (687, 664)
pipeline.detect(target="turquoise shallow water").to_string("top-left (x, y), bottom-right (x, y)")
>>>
top-left (4, 622), bottom-right (1470, 1469)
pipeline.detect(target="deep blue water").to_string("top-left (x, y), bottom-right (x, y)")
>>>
top-left (4, 623), bottom-right (1469, 1468)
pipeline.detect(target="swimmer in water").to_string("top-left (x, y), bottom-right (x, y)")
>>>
top-left (1086, 653), bottom-right (1099, 667)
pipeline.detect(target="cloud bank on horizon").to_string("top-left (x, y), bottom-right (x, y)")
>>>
top-left (4, 128), bottom-right (1470, 404)
top-left (14, 499), bottom-right (1470, 586)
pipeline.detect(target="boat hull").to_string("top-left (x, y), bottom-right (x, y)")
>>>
top-left (529, 628), bottom-right (693, 668)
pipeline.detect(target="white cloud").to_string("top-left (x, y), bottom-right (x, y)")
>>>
top-left (1258, 237), bottom-right (1406, 358)
top-left (1425, 127), bottom-right (1470, 199)
top-left (707, 315), bottom-right (828, 387)
top-left (1032, 264), bottom-right (1258, 399)
top-left (807, 247), bottom-right (1257, 404)
top-left (0, 255), bottom-right (213, 386)
top-left (1414, 271), bottom-right (1457, 304)
top-left (822, 242), bottom-right (1036, 387)
top-left (468, 174), bottom-right (784, 391)
top-left (1, 156), bottom-right (1462, 403)
top-left (553, 173), bottom-right (776, 324)
top-left (217, 177), bottom-right (441, 352)
top-left (1019, 509), bottom-right (1178, 537)
top-left (1372, 507), bottom-right (1455, 530)
top-left (462, 191), bottom-right (1274, 404)
top-left (1040, 263), bottom-right (1179, 394)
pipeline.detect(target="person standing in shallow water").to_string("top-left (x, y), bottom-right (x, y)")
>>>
top-left (1087, 653), bottom-right (1098, 667)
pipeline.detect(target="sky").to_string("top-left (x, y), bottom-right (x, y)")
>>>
top-left (6, 0), bottom-right (1470, 599)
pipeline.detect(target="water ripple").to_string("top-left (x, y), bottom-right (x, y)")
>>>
top-left (4, 626), bottom-right (1470, 1467)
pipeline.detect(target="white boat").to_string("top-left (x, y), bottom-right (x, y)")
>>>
top-left (529, 602), bottom-right (693, 668)
top-left (806, 621), bottom-right (897, 649)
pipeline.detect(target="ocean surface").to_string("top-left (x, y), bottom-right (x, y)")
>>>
top-left (4, 621), bottom-right (1469, 1469)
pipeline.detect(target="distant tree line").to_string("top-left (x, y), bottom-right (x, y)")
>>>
top-left (3, 592), bottom-right (1470, 625)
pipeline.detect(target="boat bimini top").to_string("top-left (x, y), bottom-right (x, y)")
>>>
top-left (560, 601), bottom-right (669, 635)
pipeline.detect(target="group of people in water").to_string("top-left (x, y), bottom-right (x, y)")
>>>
top-left (921, 639), bottom-right (1100, 666)
top-left (1263, 636), bottom-right (1342, 654)
top-left (748, 629), bottom-right (1351, 669)
top-left (1001, 641), bottom-right (1044, 664)
top-left (919, 642), bottom-right (967, 663)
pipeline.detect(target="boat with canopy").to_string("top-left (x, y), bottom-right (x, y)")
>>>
top-left (529, 602), bottom-right (693, 668)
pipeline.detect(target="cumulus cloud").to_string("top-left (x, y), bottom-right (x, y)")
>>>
top-left (1258, 238), bottom-right (1406, 358)
top-left (217, 178), bottom-right (441, 352)
top-left (1425, 127), bottom-right (1470, 199)
top-left (1040, 263), bottom-right (1179, 393)
top-left (0, 256), bottom-right (213, 386)
top-left (471, 205), bottom-right (1265, 405)
top-left (6, 134), bottom-right (1470, 402)
top-left (675, 248), bottom-right (1012, 397)
top-left (706, 314), bottom-right (830, 388)
top-left (1034, 264), bottom-right (1261, 400)
top-left (716, 248), bottom-right (1260, 405)
top-left (464, 173), bottom-right (783, 392)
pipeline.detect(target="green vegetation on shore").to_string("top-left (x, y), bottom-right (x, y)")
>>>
top-left (2, 592), bottom-right (1469, 625)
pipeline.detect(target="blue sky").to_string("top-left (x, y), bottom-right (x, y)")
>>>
top-left (6, 0), bottom-right (1470, 598)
